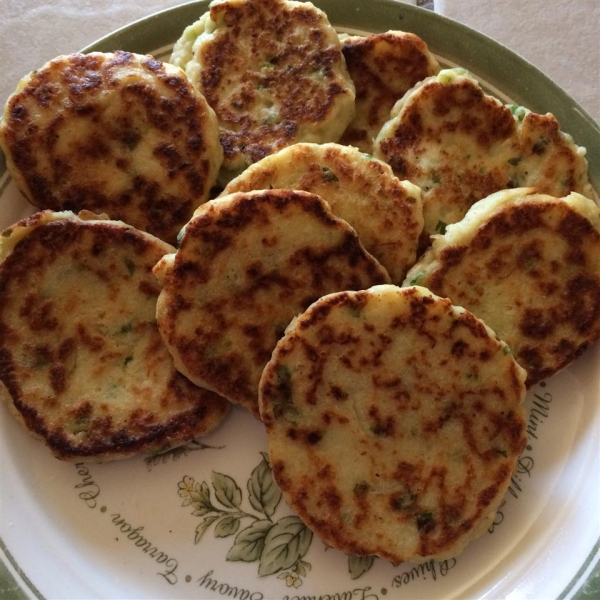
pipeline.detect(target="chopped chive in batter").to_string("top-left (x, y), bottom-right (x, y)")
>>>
top-left (31, 357), bottom-right (49, 369)
top-left (416, 512), bottom-right (435, 531)
top-left (532, 137), bottom-right (549, 154)
top-left (390, 491), bottom-right (416, 510)
top-left (409, 272), bottom-right (424, 286)
top-left (273, 321), bottom-right (288, 339)
top-left (348, 305), bottom-right (362, 318)
top-left (277, 364), bottom-right (291, 385)
top-left (509, 104), bottom-right (528, 122)
top-left (119, 322), bottom-right (133, 334)
top-left (353, 481), bottom-right (370, 495)
top-left (124, 258), bottom-right (136, 276)
top-left (322, 166), bottom-right (339, 182)
top-left (272, 365), bottom-right (297, 420)
top-left (72, 415), bottom-right (90, 434)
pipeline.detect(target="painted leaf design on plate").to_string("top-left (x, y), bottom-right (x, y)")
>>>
top-left (179, 456), bottom-right (317, 587)
top-left (258, 515), bottom-right (313, 577)
top-left (191, 481), bottom-right (214, 516)
top-left (294, 560), bottom-right (311, 577)
top-left (212, 471), bottom-right (242, 509)
top-left (348, 555), bottom-right (375, 580)
top-left (195, 515), bottom-right (219, 544)
top-left (144, 440), bottom-right (225, 470)
top-left (214, 515), bottom-right (241, 538)
top-left (227, 519), bottom-right (274, 562)
top-left (248, 452), bottom-right (282, 518)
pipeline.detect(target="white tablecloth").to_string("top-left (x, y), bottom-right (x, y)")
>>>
top-left (1, 1), bottom-right (598, 122)
top-left (436, 0), bottom-right (599, 125)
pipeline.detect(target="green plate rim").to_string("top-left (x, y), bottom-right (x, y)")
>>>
top-left (0, 1), bottom-right (598, 598)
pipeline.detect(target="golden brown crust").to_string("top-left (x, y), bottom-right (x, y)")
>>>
top-left (0, 51), bottom-right (222, 243)
top-left (340, 31), bottom-right (439, 153)
top-left (374, 71), bottom-right (592, 242)
top-left (259, 285), bottom-right (527, 562)
top-left (0, 212), bottom-right (229, 461)
top-left (221, 143), bottom-right (423, 283)
top-left (377, 76), bottom-right (515, 235)
top-left (190, 0), bottom-right (355, 175)
top-left (155, 189), bottom-right (390, 418)
top-left (409, 192), bottom-right (600, 386)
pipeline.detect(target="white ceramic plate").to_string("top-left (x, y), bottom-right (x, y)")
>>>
top-left (1, 2), bottom-right (599, 599)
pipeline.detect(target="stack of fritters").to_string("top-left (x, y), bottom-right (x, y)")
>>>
top-left (0, 51), bottom-right (223, 244)
top-left (0, 212), bottom-right (229, 462)
top-left (171, 0), bottom-right (356, 183)
top-left (154, 188), bottom-right (390, 419)
top-left (259, 285), bottom-right (527, 563)
top-left (221, 142), bottom-right (423, 284)
top-left (0, 0), bottom-right (599, 567)
top-left (374, 68), bottom-right (593, 242)
top-left (340, 31), bottom-right (440, 153)
top-left (405, 188), bottom-right (600, 386)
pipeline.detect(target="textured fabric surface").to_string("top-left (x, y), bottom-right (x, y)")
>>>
top-left (436, 0), bottom-right (599, 124)
top-left (0, 0), bottom-right (189, 107)
top-left (0, 1), bottom-right (596, 123)
top-left (1, 0), bottom-right (418, 110)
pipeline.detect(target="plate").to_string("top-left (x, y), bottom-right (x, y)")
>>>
top-left (1, 1), bottom-right (599, 599)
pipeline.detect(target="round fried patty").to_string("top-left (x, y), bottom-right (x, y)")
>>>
top-left (259, 285), bottom-right (527, 563)
top-left (171, 0), bottom-right (355, 181)
top-left (404, 188), bottom-right (600, 386)
top-left (374, 68), bottom-right (594, 243)
top-left (154, 189), bottom-right (390, 418)
top-left (0, 211), bottom-right (229, 462)
top-left (0, 51), bottom-right (223, 243)
top-left (340, 31), bottom-right (439, 154)
top-left (221, 142), bottom-right (423, 284)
